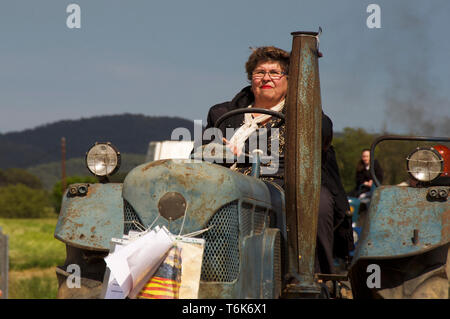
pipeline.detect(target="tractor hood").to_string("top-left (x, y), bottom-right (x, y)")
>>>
top-left (122, 159), bottom-right (272, 235)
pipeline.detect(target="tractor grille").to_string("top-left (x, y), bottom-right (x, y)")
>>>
top-left (253, 207), bottom-right (267, 235)
top-left (123, 200), bottom-right (144, 235)
top-left (240, 203), bottom-right (252, 238)
top-left (201, 201), bottom-right (240, 282)
top-left (273, 231), bottom-right (282, 297)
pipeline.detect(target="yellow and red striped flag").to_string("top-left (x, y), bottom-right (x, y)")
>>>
top-left (138, 246), bottom-right (182, 299)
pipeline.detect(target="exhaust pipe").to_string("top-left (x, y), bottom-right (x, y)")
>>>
top-left (283, 30), bottom-right (322, 298)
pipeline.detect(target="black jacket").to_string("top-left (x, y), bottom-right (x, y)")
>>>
top-left (203, 86), bottom-right (354, 257)
top-left (204, 87), bottom-right (344, 193)
top-left (204, 86), bottom-right (256, 134)
top-left (355, 160), bottom-right (384, 192)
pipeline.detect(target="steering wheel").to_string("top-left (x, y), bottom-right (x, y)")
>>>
top-left (209, 108), bottom-right (285, 166)
top-left (214, 108), bottom-right (285, 129)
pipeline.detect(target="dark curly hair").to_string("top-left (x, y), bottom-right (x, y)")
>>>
top-left (245, 46), bottom-right (290, 81)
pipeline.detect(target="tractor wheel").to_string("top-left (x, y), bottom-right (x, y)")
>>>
top-left (409, 246), bottom-right (450, 299)
top-left (56, 244), bottom-right (108, 299)
top-left (375, 246), bottom-right (450, 299)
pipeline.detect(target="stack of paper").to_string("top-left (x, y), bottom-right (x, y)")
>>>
top-left (103, 226), bottom-right (174, 299)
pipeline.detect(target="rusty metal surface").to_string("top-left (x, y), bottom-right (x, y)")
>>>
top-left (197, 229), bottom-right (279, 299)
top-left (54, 183), bottom-right (124, 251)
top-left (197, 282), bottom-right (236, 299)
top-left (261, 228), bottom-right (282, 298)
top-left (352, 186), bottom-right (450, 259)
top-left (240, 234), bottom-right (263, 298)
top-left (158, 192), bottom-right (187, 221)
top-left (122, 160), bottom-right (281, 298)
top-left (122, 159), bottom-right (272, 235)
top-left (285, 31), bottom-right (322, 288)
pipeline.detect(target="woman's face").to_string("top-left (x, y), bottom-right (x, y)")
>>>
top-left (362, 151), bottom-right (370, 166)
top-left (251, 61), bottom-right (288, 108)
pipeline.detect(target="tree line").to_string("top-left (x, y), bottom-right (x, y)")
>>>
top-left (1, 127), bottom-right (447, 218)
top-left (0, 168), bottom-right (96, 218)
top-left (333, 128), bottom-right (443, 193)
top-left (0, 168), bottom-right (131, 218)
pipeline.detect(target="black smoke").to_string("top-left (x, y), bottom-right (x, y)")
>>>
top-left (384, 1), bottom-right (450, 136)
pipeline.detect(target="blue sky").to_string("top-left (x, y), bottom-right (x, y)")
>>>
top-left (1, 0), bottom-right (449, 135)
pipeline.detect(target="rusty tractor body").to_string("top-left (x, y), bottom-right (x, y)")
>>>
top-left (349, 136), bottom-right (450, 298)
top-left (54, 30), bottom-right (325, 299)
top-left (54, 30), bottom-right (449, 299)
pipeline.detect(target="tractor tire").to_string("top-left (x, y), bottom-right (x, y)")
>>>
top-left (409, 246), bottom-right (450, 299)
top-left (56, 244), bottom-right (108, 299)
top-left (376, 246), bottom-right (450, 299)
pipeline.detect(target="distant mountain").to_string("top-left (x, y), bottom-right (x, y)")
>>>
top-left (0, 114), bottom-right (196, 169)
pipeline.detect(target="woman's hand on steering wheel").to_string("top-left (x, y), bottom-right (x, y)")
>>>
top-left (222, 137), bottom-right (243, 157)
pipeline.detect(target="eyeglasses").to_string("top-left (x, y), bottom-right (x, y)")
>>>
top-left (252, 69), bottom-right (287, 80)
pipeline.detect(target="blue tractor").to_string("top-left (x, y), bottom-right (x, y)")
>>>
top-left (348, 136), bottom-right (450, 298)
top-left (53, 31), bottom-right (449, 299)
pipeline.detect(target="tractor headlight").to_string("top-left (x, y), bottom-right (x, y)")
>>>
top-left (406, 147), bottom-right (443, 182)
top-left (85, 142), bottom-right (121, 177)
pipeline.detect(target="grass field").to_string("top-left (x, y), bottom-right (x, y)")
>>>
top-left (0, 218), bottom-right (65, 299)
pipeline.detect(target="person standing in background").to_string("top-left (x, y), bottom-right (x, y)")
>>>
top-left (354, 149), bottom-right (384, 198)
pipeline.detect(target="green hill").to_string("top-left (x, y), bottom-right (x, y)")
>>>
top-left (0, 114), bottom-right (196, 169)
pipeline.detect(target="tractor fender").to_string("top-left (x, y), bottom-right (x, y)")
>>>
top-left (54, 183), bottom-right (124, 251)
top-left (350, 185), bottom-right (450, 298)
top-left (352, 186), bottom-right (449, 260)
